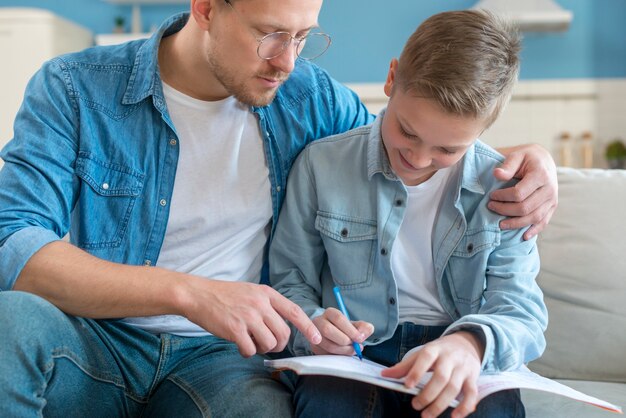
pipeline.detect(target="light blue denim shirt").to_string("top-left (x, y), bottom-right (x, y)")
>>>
top-left (0, 13), bottom-right (373, 290)
top-left (269, 112), bottom-right (548, 373)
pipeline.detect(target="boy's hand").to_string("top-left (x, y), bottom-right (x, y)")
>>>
top-left (490, 143), bottom-right (558, 240)
top-left (381, 331), bottom-right (484, 418)
top-left (310, 307), bottom-right (374, 356)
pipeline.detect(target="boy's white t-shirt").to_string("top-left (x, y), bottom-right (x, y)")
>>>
top-left (123, 83), bottom-right (272, 336)
top-left (392, 165), bottom-right (459, 326)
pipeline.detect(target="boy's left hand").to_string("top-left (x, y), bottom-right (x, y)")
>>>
top-left (381, 331), bottom-right (484, 418)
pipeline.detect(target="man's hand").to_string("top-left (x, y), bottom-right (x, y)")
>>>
top-left (15, 242), bottom-right (319, 358)
top-left (490, 143), bottom-right (558, 240)
top-left (309, 308), bottom-right (374, 356)
top-left (179, 278), bottom-right (322, 358)
top-left (381, 331), bottom-right (483, 418)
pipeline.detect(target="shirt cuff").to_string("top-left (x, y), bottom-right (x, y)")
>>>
top-left (0, 226), bottom-right (61, 290)
top-left (443, 322), bottom-right (495, 371)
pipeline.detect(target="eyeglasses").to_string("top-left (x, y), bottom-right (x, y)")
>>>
top-left (224, 0), bottom-right (331, 61)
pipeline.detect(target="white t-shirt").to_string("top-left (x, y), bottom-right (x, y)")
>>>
top-left (123, 83), bottom-right (272, 336)
top-left (392, 165), bottom-right (458, 325)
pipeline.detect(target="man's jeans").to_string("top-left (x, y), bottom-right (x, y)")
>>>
top-left (293, 322), bottom-right (525, 418)
top-left (0, 291), bottom-right (293, 417)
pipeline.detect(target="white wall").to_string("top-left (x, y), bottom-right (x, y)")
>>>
top-left (348, 78), bottom-right (626, 169)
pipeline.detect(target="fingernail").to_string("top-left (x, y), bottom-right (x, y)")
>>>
top-left (312, 332), bottom-right (322, 344)
top-left (358, 333), bottom-right (366, 342)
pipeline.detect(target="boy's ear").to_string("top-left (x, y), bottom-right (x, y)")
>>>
top-left (191, 0), bottom-right (215, 30)
top-left (384, 59), bottom-right (399, 98)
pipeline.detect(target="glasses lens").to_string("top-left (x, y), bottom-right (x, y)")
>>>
top-left (257, 32), bottom-right (292, 60)
top-left (257, 32), bottom-right (332, 60)
top-left (297, 33), bottom-right (331, 60)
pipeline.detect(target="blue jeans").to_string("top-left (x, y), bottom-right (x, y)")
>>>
top-left (0, 291), bottom-right (293, 417)
top-left (293, 322), bottom-right (524, 418)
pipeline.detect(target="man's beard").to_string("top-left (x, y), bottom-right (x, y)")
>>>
top-left (208, 54), bottom-right (288, 107)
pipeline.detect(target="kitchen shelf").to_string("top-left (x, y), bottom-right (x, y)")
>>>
top-left (95, 32), bottom-right (151, 46)
top-left (103, 0), bottom-right (187, 33)
top-left (104, 0), bottom-right (188, 3)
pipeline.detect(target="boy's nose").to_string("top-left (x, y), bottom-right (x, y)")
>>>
top-left (406, 150), bottom-right (432, 169)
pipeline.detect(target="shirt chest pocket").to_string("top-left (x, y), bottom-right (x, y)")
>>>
top-left (74, 153), bottom-right (145, 249)
top-left (315, 212), bottom-right (377, 288)
top-left (446, 229), bottom-right (500, 309)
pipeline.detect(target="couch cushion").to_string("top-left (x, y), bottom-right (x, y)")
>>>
top-left (528, 168), bottom-right (626, 382)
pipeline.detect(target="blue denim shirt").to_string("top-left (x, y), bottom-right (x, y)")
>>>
top-left (0, 13), bottom-right (373, 290)
top-left (269, 113), bottom-right (548, 372)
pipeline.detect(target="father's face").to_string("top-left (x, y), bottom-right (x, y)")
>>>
top-left (206, 0), bottom-right (324, 107)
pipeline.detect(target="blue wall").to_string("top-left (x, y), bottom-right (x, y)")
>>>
top-left (1, 0), bottom-right (624, 82)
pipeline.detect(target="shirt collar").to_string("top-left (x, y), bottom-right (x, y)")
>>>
top-left (458, 142), bottom-right (486, 195)
top-left (366, 108), bottom-right (397, 181)
top-left (122, 12), bottom-right (189, 107)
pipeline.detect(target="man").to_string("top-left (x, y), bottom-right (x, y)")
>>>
top-left (0, 0), bottom-right (557, 416)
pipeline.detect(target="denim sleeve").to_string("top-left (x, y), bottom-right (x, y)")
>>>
top-left (316, 66), bottom-right (375, 135)
top-left (0, 58), bottom-right (79, 290)
top-left (443, 230), bottom-right (548, 373)
top-left (269, 149), bottom-right (326, 356)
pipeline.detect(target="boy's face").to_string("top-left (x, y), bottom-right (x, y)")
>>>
top-left (381, 61), bottom-right (486, 186)
top-left (204, 0), bottom-right (323, 106)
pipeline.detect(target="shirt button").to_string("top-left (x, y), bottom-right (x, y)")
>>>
top-left (380, 248), bottom-right (388, 256)
top-left (395, 199), bottom-right (403, 206)
top-left (276, 186), bottom-right (281, 192)
top-left (144, 260), bottom-right (152, 266)
top-left (467, 243), bottom-right (474, 252)
top-left (169, 138), bottom-right (177, 146)
top-left (340, 228), bottom-right (348, 237)
top-left (102, 183), bottom-right (109, 190)
top-left (389, 297), bottom-right (396, 305)
top-left (159, 199), bottom-right (167, 207)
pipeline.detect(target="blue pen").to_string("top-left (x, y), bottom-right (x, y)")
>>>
top-left (333, 286), bottom-right (363, 361)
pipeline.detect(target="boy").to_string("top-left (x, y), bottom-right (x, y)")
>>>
top-left (269, 10), bottom-right (547, 418)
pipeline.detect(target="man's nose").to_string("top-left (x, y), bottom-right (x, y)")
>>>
top-left (267, 42), bottom-right (297, 74)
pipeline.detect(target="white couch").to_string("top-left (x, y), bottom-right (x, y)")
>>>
top-left (521, 168), bottom-right (626, 417)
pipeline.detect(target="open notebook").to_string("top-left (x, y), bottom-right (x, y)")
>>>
top-left (266, 355), bottom-right (622, 414)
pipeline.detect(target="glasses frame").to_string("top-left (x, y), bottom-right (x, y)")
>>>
top-left (223, 0), bottom-right (331, 61)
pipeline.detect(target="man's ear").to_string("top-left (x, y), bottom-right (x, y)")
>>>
top-left (383, 58), bottom-right (399, 98)
top-left (191, 0), bottom-right (215, 31)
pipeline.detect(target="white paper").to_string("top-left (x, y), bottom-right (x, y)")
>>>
top-left (266, 355), bottom-right (450, 401)
top-left (265, 355), bottom-right (622, 414)
top-left (477, 366), bottom-right (622, 413)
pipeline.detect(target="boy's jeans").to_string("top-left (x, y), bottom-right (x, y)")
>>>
top-left (293, 322), bottom-right (525, 418)
top-left (0, 291), bottom-right (293, 417)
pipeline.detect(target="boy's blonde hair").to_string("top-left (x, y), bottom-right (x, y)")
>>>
top-left (395, 10), bottom-right (521, 128)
